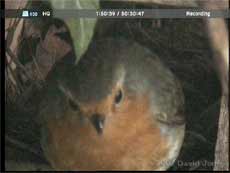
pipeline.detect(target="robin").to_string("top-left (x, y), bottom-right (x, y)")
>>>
top-left (38, 38), bottom-right (185, 171)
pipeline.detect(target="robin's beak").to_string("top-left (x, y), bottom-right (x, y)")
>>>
top-left (90, 114), bottom-right (105, 135)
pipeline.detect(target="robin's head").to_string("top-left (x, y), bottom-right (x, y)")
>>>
top-left (40, 38), bottom-right (185, 170)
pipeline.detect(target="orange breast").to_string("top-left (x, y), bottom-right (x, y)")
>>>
top-left (43, 95), bottom-right (171, 170)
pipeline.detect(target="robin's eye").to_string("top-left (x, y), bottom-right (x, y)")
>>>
top-left (68, 99), bottom-right (80, 111)
top-left (114, 89), bottom-right (123, 105)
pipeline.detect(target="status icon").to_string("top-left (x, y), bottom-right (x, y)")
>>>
top-left (22, 10), bottom-right (29, 17)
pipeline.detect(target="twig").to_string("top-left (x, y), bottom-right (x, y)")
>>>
top-left (186, 130), bottom-right (213, 145)
top-left (5, 135), bottom-right (42, 158)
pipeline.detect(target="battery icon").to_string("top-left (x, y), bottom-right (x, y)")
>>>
top-left (22, 10), bottom-right (29, 17)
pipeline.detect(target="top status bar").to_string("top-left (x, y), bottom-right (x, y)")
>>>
top-left (2, 9), bottom-right (229, 18)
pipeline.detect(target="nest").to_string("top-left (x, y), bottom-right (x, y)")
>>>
top-left (5, 1), bottom-right (222, 171)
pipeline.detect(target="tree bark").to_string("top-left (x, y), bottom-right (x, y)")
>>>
top-left (205, 19), bottom-right (229, 171)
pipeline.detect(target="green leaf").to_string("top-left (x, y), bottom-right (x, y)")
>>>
top-left (49, 0), bottom-right (99, 63)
